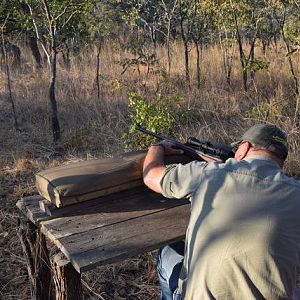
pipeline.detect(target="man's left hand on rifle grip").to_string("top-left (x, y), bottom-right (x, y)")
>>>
top-left (152, 140), bottom-right (184, 156)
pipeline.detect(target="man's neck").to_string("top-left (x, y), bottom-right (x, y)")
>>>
top-left (246, 149), bottom-right (284, 168)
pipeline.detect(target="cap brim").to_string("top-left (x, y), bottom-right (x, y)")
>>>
top-left (230, 140), bottom-right (243, 152)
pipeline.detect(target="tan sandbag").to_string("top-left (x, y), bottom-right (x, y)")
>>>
top-left (36, 151), bottom-right (146, 207)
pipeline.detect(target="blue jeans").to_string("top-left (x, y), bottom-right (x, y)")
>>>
top-left (157, 241), bottom-right (185, 300)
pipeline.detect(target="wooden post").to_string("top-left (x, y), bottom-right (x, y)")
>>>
top-left (52, 252), bottom-right (83, 300)
top-left (17, 216), bottom-right (53, 300)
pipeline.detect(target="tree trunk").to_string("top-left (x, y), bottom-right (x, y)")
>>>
top-left (40, 0), bottom-right (61, 142)
top-left (180, 18), bottom-right (190, 86)
top-left (49, 48), bottom-right (61, 142)
top-left (236, 36), bottom-right (248, 91)
top-left (242, 69), bottom-right (248, 92)
top-left (237, 35), bottom-right (248, 92)
top-left (166, 21), bottom-right (172, 76)
top-left (287, 55), bottom-right (299, 96)
top-left (150, 25), bottom-right (157, 50)
top-left (262, 39), bottom-right (267, 57)
top-left (192, 35), bottom-right (201, 89)
top-left (233, 11), bottom-right (248, 92)
top-left (52, 253), bottom-right (82, 300)
top-left (283, 39), bottom-right (299, 96)
top-left (278, 7), bottom-right (299, 96)
top-left (21, 3), bottom-right (42, 68)
top-left (95, 42), bottom-right (102, 101)
top-left (18, 216), bottom-right (53, 300)
top-left (249, 45), bottom-right (255, 84)
top-left (28, 35), bottom-right (42, 68)
top-left (61, 46), bottom-right (71, 69)
top-left (1, 32), bottom-right (19, 130)
top-left (162, 0), bottom-right (178, 77)
top-left (218, 30), bottom-right (234, 87)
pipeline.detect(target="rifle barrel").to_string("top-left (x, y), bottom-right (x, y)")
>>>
top-left (136, 126), bottom-right (179, 144)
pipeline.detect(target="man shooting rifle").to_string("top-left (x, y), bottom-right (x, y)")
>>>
top-left (143, 124), bottom-right (300, 300)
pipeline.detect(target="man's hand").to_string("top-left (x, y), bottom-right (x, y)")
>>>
top-left (153, 140), bottom-right (184, 156)
top-left (143, 140), bottom-right (183, 193)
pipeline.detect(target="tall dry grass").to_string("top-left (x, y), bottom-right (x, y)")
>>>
top-left (2, 42), bottom-right (299, 158)
top-left (0, 41), bottom-right (299, 299)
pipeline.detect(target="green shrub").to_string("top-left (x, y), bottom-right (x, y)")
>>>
top-left (123, 92), bottom-right (183, 149)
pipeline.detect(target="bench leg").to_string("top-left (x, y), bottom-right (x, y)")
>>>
top-left (53, 252), bottom-right (83, 300)
top-left (18, 217), bottom-right (53, 300)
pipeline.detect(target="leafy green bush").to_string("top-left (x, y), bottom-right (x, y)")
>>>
top-left (123, 92), bottom-right (183, 149)
top-left (243, 58), bottom-right (270, 73)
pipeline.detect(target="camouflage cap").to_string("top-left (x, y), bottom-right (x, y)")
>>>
top-left (232, 124), bottom-right (288, 160)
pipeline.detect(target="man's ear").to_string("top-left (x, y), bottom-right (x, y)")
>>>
top-left (235, 142), bottom-right (251, 161)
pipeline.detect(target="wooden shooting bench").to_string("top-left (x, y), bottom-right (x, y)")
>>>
top-left (17, 185), bottom-right (190, 300)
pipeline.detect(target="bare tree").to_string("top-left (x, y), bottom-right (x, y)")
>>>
top-left (227, 0), bottom-right (274, 92)
top-left (25, 0), bottom-right (83, 142)
top-left (161, 0), bottom-right (178, 76)
top-left (274, 5), bottom-right (299, 96)
top-left (231, 7), bottom-right (258, 92)
top-left (218, 30), bottom-right (236, 87)
top-left (178, 0), bottom-right (192, 86)
top-left (1, 15), bottom-right (19, 131)
top-left (190, 0), bottom-right (214, 89)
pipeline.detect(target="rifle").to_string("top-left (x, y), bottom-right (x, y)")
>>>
top-left (136, 125), bottom-right (234, 163)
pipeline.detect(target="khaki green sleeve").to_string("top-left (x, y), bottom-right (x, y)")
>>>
top-left (160, 161), bottom-right (208, 199)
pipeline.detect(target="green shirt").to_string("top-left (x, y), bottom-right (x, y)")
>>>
top-left (160, 156), bottom-right (300, 300)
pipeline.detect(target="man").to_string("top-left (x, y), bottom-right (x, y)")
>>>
top-left (143, 124), bottom-right (300, 300)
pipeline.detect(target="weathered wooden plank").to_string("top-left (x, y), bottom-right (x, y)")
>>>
top-left (17, 196), bottom-right (49, 225)
top-left (57, 204), bottom-right (190, 272)
top-left (39, 200), bottom-right (56, 216)
top-left (21, 187), bottom-right (158, 224)
top-left (41, 188), bottom-right (187, 241)
top-left (18, 188), bottom-right (191, 275)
